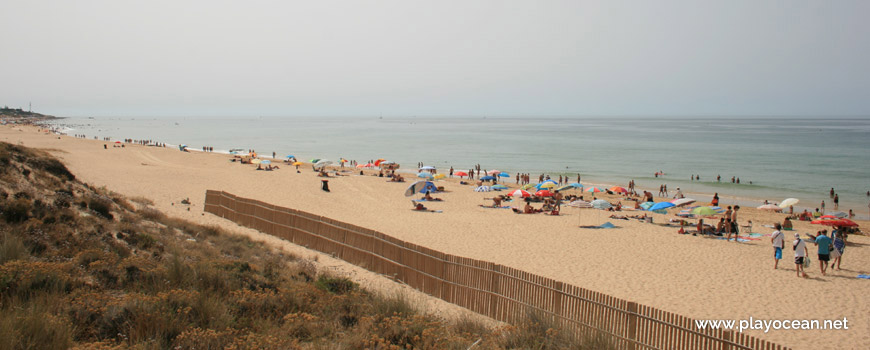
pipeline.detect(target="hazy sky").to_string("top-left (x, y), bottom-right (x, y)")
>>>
top-left (2, 1), bottom-right (868, 117)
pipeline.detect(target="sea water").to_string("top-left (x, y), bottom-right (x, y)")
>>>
top-left (46, 116), bottom-right (870, 217)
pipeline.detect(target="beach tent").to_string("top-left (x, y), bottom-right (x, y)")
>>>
top-left (419, 181), bottom-right (438, 194)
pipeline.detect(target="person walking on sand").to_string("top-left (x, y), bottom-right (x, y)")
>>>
top-left (553, 190), bottom-right (564, 211)
top-left (810, 230), bottom-right (832, 276)
top-left (771, 223), bottom-right (784, 269)
top-left (793, 233), bottom-right (809, 278)
top-left (831, 227), bottom-right (846, 270)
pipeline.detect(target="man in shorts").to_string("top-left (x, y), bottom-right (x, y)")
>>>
top-left (770, 223), bottom-right (784, 269)
top-left (812, 230), bottom-right (832, 276)
top-left (793, 233), bottom-right (809, 278)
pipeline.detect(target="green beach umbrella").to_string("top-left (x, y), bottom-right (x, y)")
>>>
top-left (691, 206), bottom-right (719, 217)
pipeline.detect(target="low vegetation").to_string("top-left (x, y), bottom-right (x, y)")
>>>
top-left (0, 142), bottom-right (612, 349)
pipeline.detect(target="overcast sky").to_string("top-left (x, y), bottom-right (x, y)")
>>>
top-left (2, 1), bottom-right (868, 117)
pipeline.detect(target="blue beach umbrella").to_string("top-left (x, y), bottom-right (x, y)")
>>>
top-left (492, 184), bottom-right (508, 190)
top-left (285, 155), bottom-right (295, 158)
top-left (648, 202), bottom-right (675, 211)
top-left (480, 176), bottom-right (496, 181)
top-left (417, 172), bottom-right (433, 179)
top-left (498, 172), bottom-right (510, 177)
top-left (639, 201), bottom-right (656, 210)
top-left (261, 160), bottom-right (271, 165)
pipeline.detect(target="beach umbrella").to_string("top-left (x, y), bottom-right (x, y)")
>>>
top-left (508, 189), bottom-right (532, 198)
top-left (812, 218), bottom-right (858, 227)
top-left (648, 202), bottom-right (675, 211)
top-left (405, 181), bottom-right (427, 197)
top-left (375, 159), bottom-right (386, 166)
top-left (433, 174), bottom-right (446, 180)
top-left (381, 161), bottom-right (395, 165)
top-left (420, 166), bottom-right (436, 171)
top-left (535, 190), bottom-right (554, 197)
top-left (586, 186), bottom-right (604, 193)
top-left (537, 182), bottom-right (556, 189)
top-left (567, 200), bottom-right (592, 208)
top-left (569, 182), bottom-right (584, 188)
top-left (609, 186), bottom-right (628, 194)
top-left (314, 159), bottom-right (333, 169)
top-left (417, 172), bottom-right (433, 179)
top-left (691, 206), bottom-right (720, 217)
top-left (310, 159), bottom-right (320, 163)
top-left (639, 201), bottom-right (656, 210)
top-left (492, 184), bottom-right (508, 190)
top-left (474, 186), bottom-right (492, 192)
top-left (778, 198), bottom-right (799, 208)
top-left (261, 160), bottom-right (271, 165)
top-left (487, 170), bottom-right (501, 175)
top-left (285, 155), bottom-right (295, 159)
top-left (671, 198), bottom-right (696, 207)
top-left (521, 184), bottom-right (537, 190)
top-left (292, 161), bottom-right (303, 166)
top-left (251, 159), bottom-right (262, 164)
top-left (554, 184), bottom-right (575, 192)
top-left (480, 176), bottom-right (496, 181)
top-left (542, 179), bottom-right (558, 185)
top-left (757, 204), bottom-right (783, 212)
top-left (829, 211), bottom-right (848, 218)
top-left (498, 172), bottom-right (510, 177)
top-left (454, 171), bottom-right (468, 177)
top-left (356, 164), bottom-right (366, 168)
top-left (591, 199), bottom-right (612, 209)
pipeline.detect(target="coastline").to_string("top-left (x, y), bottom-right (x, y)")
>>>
top-left (5, 123), bottom-right (869, 349)
top-left (38, 116), bottom-right (870, 220)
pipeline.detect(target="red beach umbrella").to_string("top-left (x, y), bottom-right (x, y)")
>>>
top-left (811, 218), bottom-right (858, 227)
top-left (535, 190), bottom-right (554, 197)
top-left (508, 189), bottom-right (532, 198)
top-left (609, 186), bottom-right (628, 194)
top-left (455, 171), bottom-right (468, 177)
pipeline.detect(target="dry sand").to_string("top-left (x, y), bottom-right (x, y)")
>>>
top-left (4, 125), bottom-right (868, 349)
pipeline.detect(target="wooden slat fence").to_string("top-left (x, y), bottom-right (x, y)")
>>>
top-left (204, 190), bottom-right (789, 350)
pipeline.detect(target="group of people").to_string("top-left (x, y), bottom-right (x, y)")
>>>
top-left (772, 225), bottom-right (849, 278)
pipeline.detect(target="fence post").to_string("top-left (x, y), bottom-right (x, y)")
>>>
top-left (627, 301), bottom-right (638, 350)
top-left (488, 264), bottom-right (501, 320)
top-left (553, 281), bottom-right (563, 327)
top-left (723, 330), bottom-right (733, 350)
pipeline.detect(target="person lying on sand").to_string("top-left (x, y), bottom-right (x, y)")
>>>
top-left (421, 191), bottom-right (442, 201)
top-left (256, 164), bottom-right (263, 170)
top-left (609, 214), bottom-right (628, 220)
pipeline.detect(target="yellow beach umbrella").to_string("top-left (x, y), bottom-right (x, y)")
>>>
top-left (292, 161), bottom-right (303, 166)
top-left (433, 173), bottom-right (446, 180)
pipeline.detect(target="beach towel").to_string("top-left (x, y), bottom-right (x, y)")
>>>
top-left (579, 222), bottom-right (617, 229)
top-left (715, 237), bottom-right (752, 243)
top-left (478, 205), bottom-right (511, 209)
top-left (857, 275), bottom-right (870, 279)
top-left (411, 209), bottom-right (442, 213)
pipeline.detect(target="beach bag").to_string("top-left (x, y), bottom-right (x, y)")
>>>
top-left (803, 256), bottom-right (811, 268)
top-left (830, 246), bottom-right (841, 259)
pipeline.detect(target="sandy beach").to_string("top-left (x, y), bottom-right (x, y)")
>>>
top-left (4, 125), bottom-right (868, 349)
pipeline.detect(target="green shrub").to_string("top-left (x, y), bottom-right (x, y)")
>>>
top-left (315, 274), bottom-right (357, 295)
top-left (87, 197), bottom-right (113, 220)
top-left (2, 199), bottom-right (30, 223)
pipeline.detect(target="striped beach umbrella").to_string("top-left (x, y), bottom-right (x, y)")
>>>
top-left (508, 189), bottom-right (532, 198)
top-left (609, 186), bottom-right (628, 194)
top-left (586, 186), bottom-right (603, 193)
top-left (591, 199), bottom-right (612, 209)
top-left (474, 186), bottom-right (492, 192)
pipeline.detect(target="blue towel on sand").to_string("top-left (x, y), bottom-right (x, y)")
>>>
top-left (858, 275), bottom-right (870, 279)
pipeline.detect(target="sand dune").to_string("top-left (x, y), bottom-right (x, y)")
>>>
top-left (4, 125), bottom-right (868, 349)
